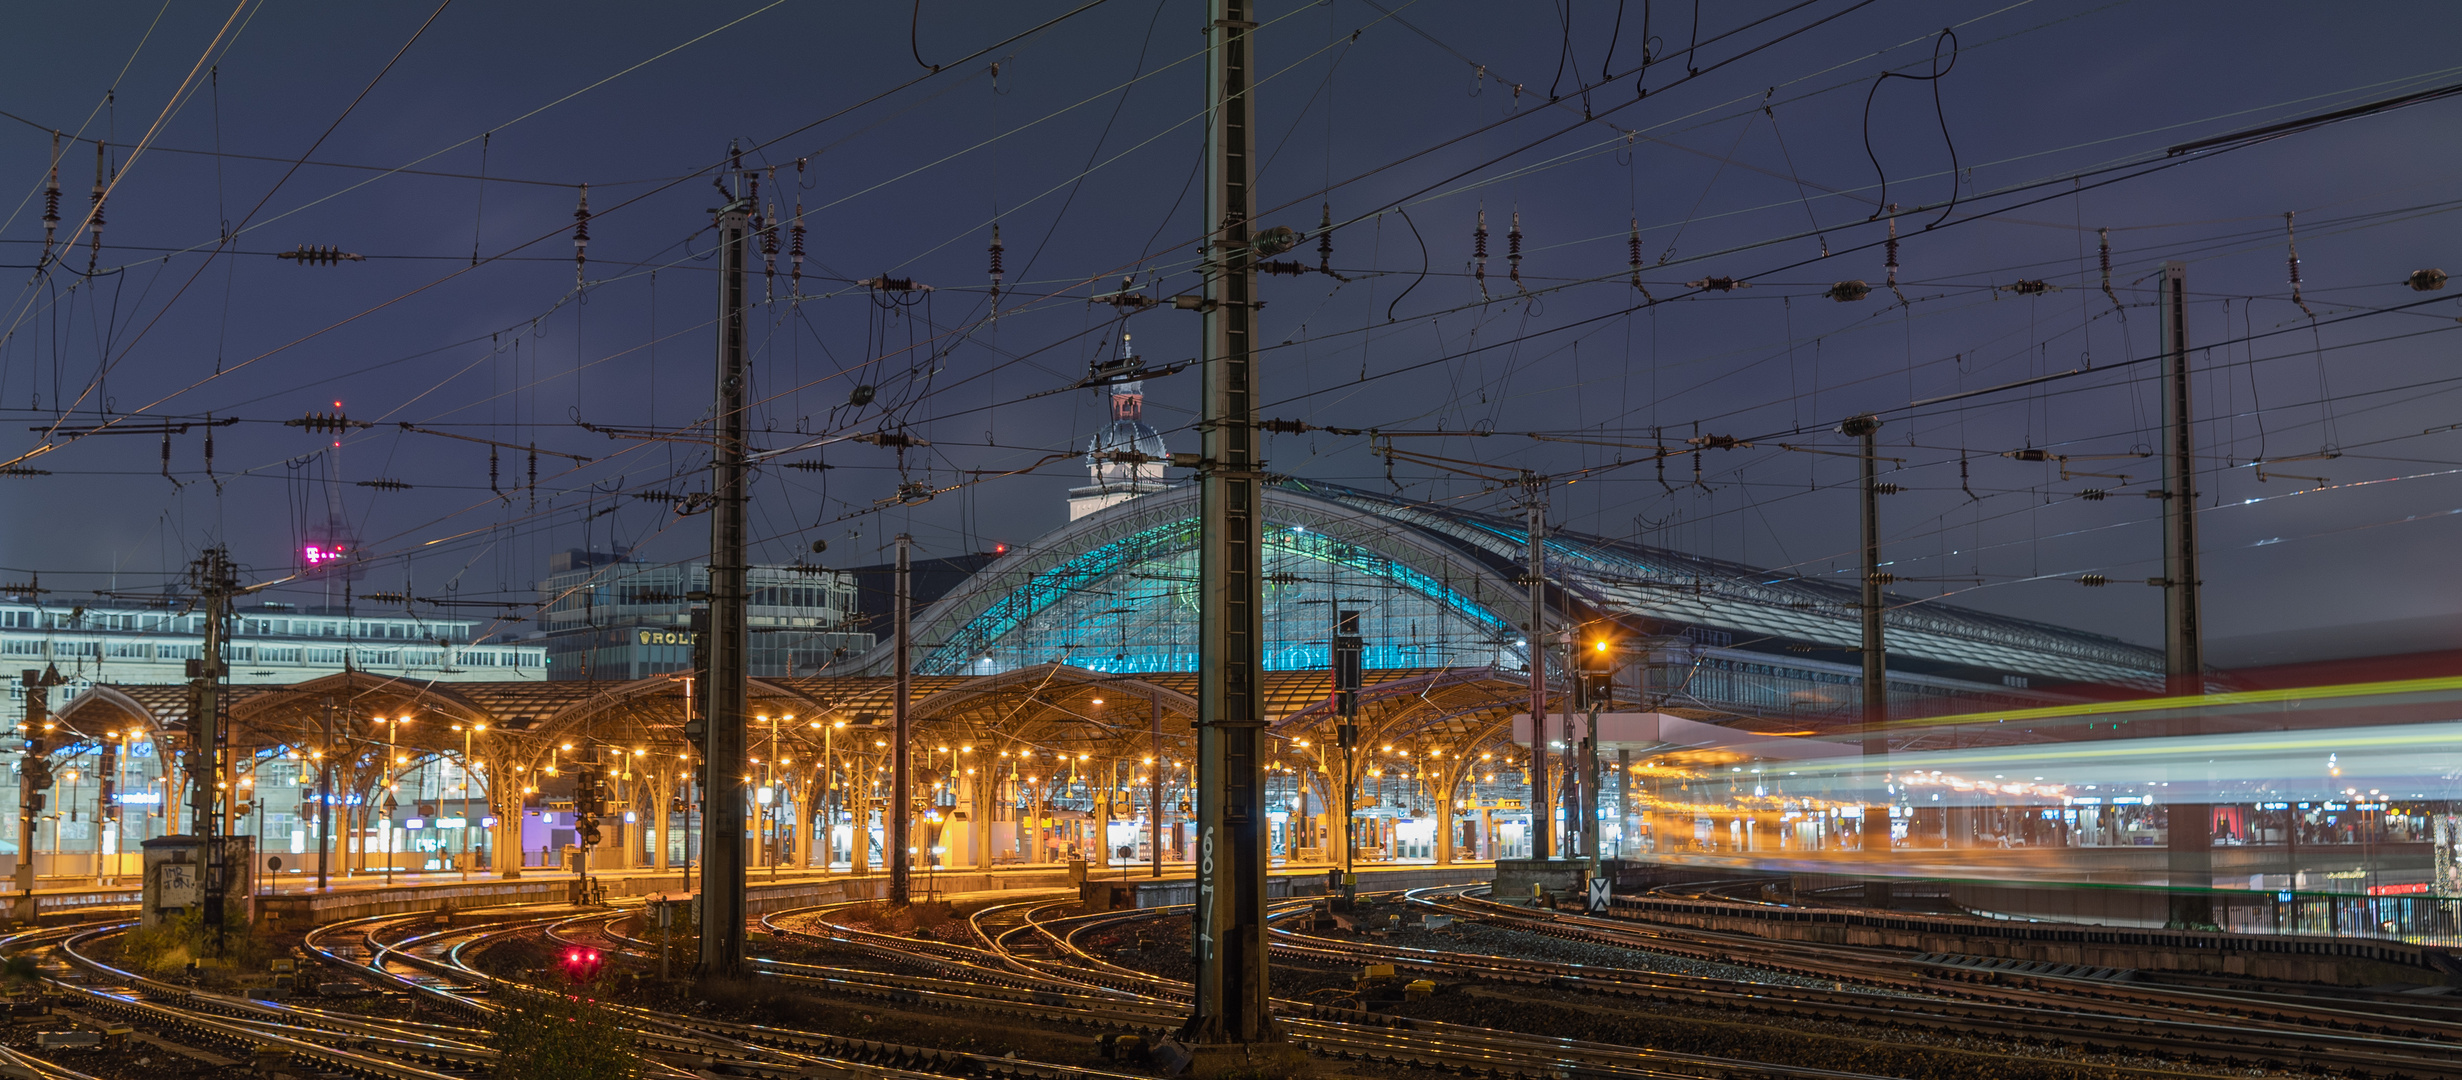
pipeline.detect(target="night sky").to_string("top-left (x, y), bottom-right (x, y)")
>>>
top-left (4, 1), bottom-right (2460, 667)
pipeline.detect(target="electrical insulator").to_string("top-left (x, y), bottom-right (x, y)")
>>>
top-left (572, 183), bottom-right (590, 290)
top-left (285, 411), bottom-right (365, 434)
top-left (1884, 204), bottom-right (1905, 304)
top-left (2410, 268), bottom-right (2449, 292)
top-left (276, 246), bottom-right (366, 266)
top-left (2284, 211), bottom-right (2311, 317)
top-left (88, 140), bottom-right (106, 274)
top-left (792, 197), bottom-right (808, 299)
top-left (1316, 203), bottom-right (1333, 275)
top-left (1873, 482), bottom-right (1903, 495)
top-left (1628, 218), bottom-right (1651, 301)
top-left (762, 194), bottom-right (779, 297)
top-left (2078, 574), bottom-right (2109, 587)
top-left (41, 133), bottom-right (60, 265)
top-left (986, 224), bottom-right (1003, 311)
top-left (1827, 280), bottom-right (1870, 302)
top-left (1868, 572), bottom-right (1897, 585)
top-left (1473, 207), bottom-right (1488, 298)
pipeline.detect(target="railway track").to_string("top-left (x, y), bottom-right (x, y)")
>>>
top-left (1374, 884), bottom-right (2462, 1078)
top-left (18, 879), bottom-right (2443, 1080)
top-left (757, 894), bottom-right (1964, 1080)
top-left (0, 918), bottom-right (487, 1080)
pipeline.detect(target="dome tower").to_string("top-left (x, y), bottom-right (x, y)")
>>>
top-left (1068, 333), bottom-right (1172, 520)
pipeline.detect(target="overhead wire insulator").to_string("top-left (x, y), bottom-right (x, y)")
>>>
top-left (985, 224), bottom-right (1003, 313)
top-left (40, 132), bottom-right (60, 266)
top-left (791, 158), bottom-right (809, 299)
top-left (2098, 227), bottom-right (2120, 313)
top-left (1317, 203), bottom-right (1333, 275)
top-left (762, 198), bottom-right (780, 300)
top-left (276, 246), bottom-right (366, 266)
top-left (284, 411), bottom-right (370, 433)
top-left (355, 478), bottom-right (412, 491)
top-left (1507, 209), bottom-right (1524, 292)
top-left (792, 198), bottom-right (808, 300)
top-left (2077, 574), bottom-right (2109, 587)
top-left (1999, 279), bottom-right (2056, 296)
top-left (1473, 206), bottom-right (1489, 298)
top-left (573, 183), bottom-right (590, 291)
top-left (1827, 280), bottom-right (1870, 302)
top-left (2284, 211), bottom-right (2312, 317)
top-left (1883, 203), bottom-right (1905, 304)
top-left (1686, 276), bottom-right (1750, 292)
top-left (1627, 218), bottom-right (1653, 302)
top-left (859, 275), bottom-right (932, 293)
top-left (87, 140), bottom-right (106, 275)
top-left (2410, 268), bottom-right (2450, 292)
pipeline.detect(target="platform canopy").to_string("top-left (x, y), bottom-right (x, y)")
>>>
top-left (47, 663), bottom-right (1557, 808)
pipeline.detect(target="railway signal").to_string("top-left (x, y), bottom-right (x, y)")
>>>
top-left (558, 946), bottom-right (603, 984)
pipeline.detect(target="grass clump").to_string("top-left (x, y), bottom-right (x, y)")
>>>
top-left (490, 989), bottom-right (640, 1080)
top-left (117, 909), bottom-right (274, 978)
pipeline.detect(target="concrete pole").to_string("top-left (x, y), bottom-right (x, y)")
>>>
top-left (1524, 485), bottom-right (1550, 861)
top-left (1188, 0), bottom-right (1276, 1046)
top-left (1839, 414), bottom-right (1891, 909)
top-left (1617, 748), bottom-right (1632, 859)
top-left (698, 160), bottom-right (753, 976)
top-left (890, 534), bottom-right (913, 904)
top-left (1151, 696), bottom-right (1164, 877)
top-left (654, 768), bottom-right (671, 873)
top-left (2159, 259), bottom-right (2213, 929)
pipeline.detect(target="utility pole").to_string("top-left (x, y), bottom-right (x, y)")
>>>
top-left (2157, 259), bottom-right (2213, 929)
top-left (13, 667), bottom-right (60, 924)
top-left (317, 696), bottom-right (334, 890)
top-left (1523, 481), bottom-right (1551, 861)
top-left (889, 534), bottom-right (913, 905)
top-left (1150, 695), bottom-right (1163, 878)
top-left (1332, 610), bottom-right (1363, 910)
top-left (185, 548), bottom-right (237, 949)
top-left (1184, 0), bottom-right (1280, 1054)
top-left (1838, 415), bottom-right (1892, 910)
top-left (697, 153), bottom-right (753, 977)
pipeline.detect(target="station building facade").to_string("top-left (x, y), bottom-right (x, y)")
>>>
top-left (536, 548), bottom-right (872, 680)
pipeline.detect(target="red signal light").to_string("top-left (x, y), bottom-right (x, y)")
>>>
top-left (559, 946), bottom-right (603, 983)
